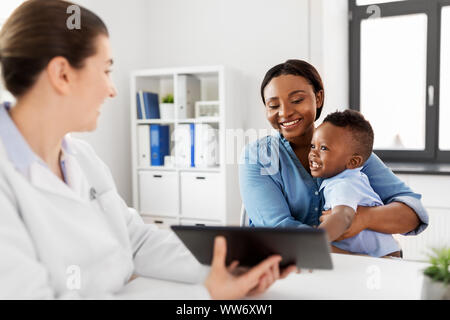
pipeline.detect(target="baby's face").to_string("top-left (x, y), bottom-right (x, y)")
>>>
top-left (309, 122), bottom-right (356, 179)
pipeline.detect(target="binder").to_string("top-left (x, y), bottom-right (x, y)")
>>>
top-left (195, 124), bottom-right (219, 168)
top-left (190, 123), bottom-right (195, 167)
top-left (137, 91), bottom-right (146, 119)
top-left (177, 75), bottom-right (200, 119)
top-left (175, 124), bottom-right (191, 167)
top-left (138, 125), bottom-right (150, 166)
top-left (137, 91), bottom-right (160, 119)
top-left (136, 93), bottom-right (143, 119)
top-left (143, 92), bottom-right (160, 119)
top-left (150, 125), bottom-right (169, 166)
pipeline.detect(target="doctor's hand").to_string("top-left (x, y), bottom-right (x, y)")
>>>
top-left (204, 236), bottom-right (297, 300)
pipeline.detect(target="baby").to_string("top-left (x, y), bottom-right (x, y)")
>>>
top-left (309, 110), bottom-right (400, 257)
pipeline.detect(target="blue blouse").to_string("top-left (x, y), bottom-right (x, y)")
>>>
top-left (239, 133), bottom-right (429, 236)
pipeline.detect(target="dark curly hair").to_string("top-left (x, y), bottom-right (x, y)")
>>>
top-left (323, 109), bottom-right (374, 162)
top-left (260, 59), bottom-right (324, 121)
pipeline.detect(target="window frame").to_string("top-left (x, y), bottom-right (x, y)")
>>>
top-left (349, 0), bottom-right (450, 163)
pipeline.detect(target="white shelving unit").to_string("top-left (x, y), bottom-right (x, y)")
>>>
top-left (130, 66), bottom-right (243, 229)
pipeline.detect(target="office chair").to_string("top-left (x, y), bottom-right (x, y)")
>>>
top-left (239, 204), bottom-right (249, 227)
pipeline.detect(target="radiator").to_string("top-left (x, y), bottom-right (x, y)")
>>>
top-left (393, 208), bottom-right (450, 262)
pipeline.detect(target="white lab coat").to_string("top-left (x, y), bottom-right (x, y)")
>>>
top-left (0, 135), bottom-right (210, 299)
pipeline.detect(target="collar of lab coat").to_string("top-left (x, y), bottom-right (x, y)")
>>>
top-left (0, 103), bottom-right (92, 203)
top-left (28, 148), bottom-right (92, 203)
top-left (0, 102), bottom-right (42, 176)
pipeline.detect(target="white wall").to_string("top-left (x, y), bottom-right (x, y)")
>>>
top-left (1, 0), bottom-right (348, 205)
top-left (72, 0), bottom-right (321, 205)
top-left (73, 0), bottom-right (351, 205)
top-left (310, 0), bottom-right (349, 122)
top-left (141, 0), bottom-right (311, 132)
top-left (73, 0), bottom-right (152, 205)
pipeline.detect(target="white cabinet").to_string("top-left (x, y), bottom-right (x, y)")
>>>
top-left (139, 171), bottom-right (178, 217)
top-left (130, 66), bottom-right (244, 228)
top-left (407, 175), bottom-right (450, 209)
top-left (180, 219), bottom-right (222, 227)
top-left (180, 172), bottom-right (222, 220)
top-left (141, 215), bottom-right (178, 230)
top-left (391, 173), bottom-right (450, 261)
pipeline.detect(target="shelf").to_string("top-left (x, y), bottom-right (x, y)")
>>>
top-left (138, 166), bottom-right (221, 173)
top-left (137, 117), bottom-right (220, 124)
top-left (179, 167), bottom-right (221, 173)
top-left (138, 166), bottom-right (176, 171)
top-left (132, 66), bottom-right (223, 78)
top-left (131, 65), bottom-right (243, 226)
top-left (137, 119), bottom-right (176, 124)
top-left (177, 117), bottom-right (220, 123)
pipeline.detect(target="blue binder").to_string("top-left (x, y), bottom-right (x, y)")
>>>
top-left (136, 93), bottom-right (143, 119)
top-left (150, 125), bottom-right (169, 166)
top-left (143, 92), bottom-right (160, 119)
top-left (190, 123), bottom-right (195, 167)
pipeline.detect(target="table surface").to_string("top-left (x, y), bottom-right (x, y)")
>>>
top-left (119, 253), bottom-right (429, 300)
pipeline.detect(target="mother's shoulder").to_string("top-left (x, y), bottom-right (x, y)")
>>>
top-left (362, 152), bottom-right (389, 173)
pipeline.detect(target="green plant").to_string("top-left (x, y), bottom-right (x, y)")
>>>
top-left (162, 93), bottom-right (174, 103)
top-left (424, 247), bottom-right (450, 285)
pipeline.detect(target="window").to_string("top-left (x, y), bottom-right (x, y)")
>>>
top-left (356, 0), bottom-right (406, 5)
top-left (349, 0), bottom-right (450, 163)
top-left (440, 6), bottom-right (450, 151)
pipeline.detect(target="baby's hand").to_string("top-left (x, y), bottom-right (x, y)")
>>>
top-left (319, 209), bottom-right (332, 223)
top-left (335, 207), bottom-right (368, 240)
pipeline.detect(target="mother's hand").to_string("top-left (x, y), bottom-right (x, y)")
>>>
top-left (320, 206), bottom-right (370, 241)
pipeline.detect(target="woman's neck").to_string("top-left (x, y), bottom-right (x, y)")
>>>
top-left (288, 126), bottom-right (314, 173)
top-left (9, 96), bottom-right (66, 178)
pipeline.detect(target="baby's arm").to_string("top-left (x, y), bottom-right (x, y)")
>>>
top-left (319, 205), bottom-right (355, 242)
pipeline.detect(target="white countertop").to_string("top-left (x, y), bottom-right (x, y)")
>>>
top-left (251, 253), bottom-right (427, 300)
top-left (119, 253), bottom-right (428, 300)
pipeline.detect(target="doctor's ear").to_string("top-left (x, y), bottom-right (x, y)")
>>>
top-left (346, 154), bottom-right (363, 170)
top-left (46, 57), bottom-right (73, 95)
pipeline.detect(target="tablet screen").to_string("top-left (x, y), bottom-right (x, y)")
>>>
top-left (171, 225), bottom-right (333, 270)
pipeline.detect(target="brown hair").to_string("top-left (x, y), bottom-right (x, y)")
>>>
top-left (260, 59), bottom-right (325, 121)
top-left (0, 0), bottom-right (108, 97)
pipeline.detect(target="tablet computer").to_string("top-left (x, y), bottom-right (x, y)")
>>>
top-left (171, 225), bottom-right (333, 270)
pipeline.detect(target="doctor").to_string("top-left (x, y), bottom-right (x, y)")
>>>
top-left (0, 0), bottom-right (296, 299)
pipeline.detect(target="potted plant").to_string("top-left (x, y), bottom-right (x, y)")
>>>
top-left (421, 247), bottom-right (450, 300)
top-left (160, 93), bottom-right (175, 120)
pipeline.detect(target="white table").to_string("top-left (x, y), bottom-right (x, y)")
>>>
top-left (253, 253), bottom-right (427, 299)
top-left (119, 253), bottom-right (428, 300)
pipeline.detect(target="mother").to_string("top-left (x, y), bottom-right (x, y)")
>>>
top-left (239, 60), bottom-right (428, 247)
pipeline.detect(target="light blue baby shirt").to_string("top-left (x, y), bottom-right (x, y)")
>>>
top-left (320, 167), bottom-right (400, 257)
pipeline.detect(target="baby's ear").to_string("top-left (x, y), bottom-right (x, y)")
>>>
top-left (346, 155), bottom-right (363, 169)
